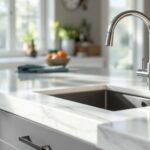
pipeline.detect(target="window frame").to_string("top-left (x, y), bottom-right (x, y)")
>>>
top-left (0, 0), bottom-right (48, 57)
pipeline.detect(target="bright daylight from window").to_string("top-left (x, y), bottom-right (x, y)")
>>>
top-left (0, 0), bottom-right (43, 54)
top-left (16, 0), bottom-right (40, 50)
top-left (0, 0), bottom-right (8, 51)
top-left (109, 0), bottom-right (135, 70)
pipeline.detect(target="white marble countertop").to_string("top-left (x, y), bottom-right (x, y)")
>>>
top-left (98, 116), bottom-right (150, 150)
top-left (0, 67), bottom-right (150, 149)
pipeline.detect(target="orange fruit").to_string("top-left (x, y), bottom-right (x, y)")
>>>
top-left (51, 53), bottom-right (60, 59)
top-left (47, 54), bottom-right (52, 59)
top-left (57, 50), bottom-right (67, 58)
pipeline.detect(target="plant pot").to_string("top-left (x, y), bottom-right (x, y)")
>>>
top-left (61, 39), bottom-right (75, 56)
top-left (23, 42), bottom-right (37, 57)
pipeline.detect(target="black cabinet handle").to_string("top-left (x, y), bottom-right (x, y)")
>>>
top-left (19, 136), bottom-right (52, 150)
top-left (141, 101), bottom-right (148, 107)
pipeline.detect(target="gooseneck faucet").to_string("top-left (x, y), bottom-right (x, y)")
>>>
top-left (105, 10), bottom-right (150, 89)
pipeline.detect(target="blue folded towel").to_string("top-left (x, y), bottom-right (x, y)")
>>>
top-left (17, 64), bottom-right (69, 73)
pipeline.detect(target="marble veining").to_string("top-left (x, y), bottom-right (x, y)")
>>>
top-left (0, 69), bottom-right (150, 149)
top-left (98, 117), bottom-right (150, 150)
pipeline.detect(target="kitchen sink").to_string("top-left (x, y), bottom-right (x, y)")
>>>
top-left (52, 90), bottom-right (150, 111)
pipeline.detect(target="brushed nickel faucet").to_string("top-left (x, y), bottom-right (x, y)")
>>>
top-left (105, 10), bottom-right (150, 89)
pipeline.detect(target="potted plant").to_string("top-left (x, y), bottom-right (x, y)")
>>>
top-left (59, 26), bottom-right (79, 56)
top-left (22, 28), bottom-right (37, 57)
top-left (50, 21), bottom-right (60, 50)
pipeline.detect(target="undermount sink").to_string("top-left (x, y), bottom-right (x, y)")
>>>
top-left (52, 90), bottom-right (150, 111)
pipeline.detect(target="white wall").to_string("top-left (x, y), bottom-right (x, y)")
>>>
top-left (54, 0), bottom-right (101, 45)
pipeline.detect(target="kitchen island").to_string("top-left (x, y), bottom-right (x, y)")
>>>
top-left (0, 67), bottom-right (149, 150)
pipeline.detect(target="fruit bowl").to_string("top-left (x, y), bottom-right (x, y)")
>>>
top-left (46, 57), bottom-right (70, 66)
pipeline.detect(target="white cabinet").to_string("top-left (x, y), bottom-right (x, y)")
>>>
top-left (0, 140), bottom-right (17, 150)
top-left (0, 110), bottom-right (100, 150)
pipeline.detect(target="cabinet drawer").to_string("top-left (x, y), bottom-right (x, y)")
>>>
top-left (0, 140), bottom-right (17, 150)
top-left (0, 110), bottom-right (99, 150)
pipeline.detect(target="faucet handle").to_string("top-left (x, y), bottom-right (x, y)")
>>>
top-left (136, 69), bottom-right (149, 77)
top-left (137, 62), bottom-right (150, 77)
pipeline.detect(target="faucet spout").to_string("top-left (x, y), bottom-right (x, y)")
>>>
top-left (105, 10), bottom-right (150, 46)
top-left (105, 31), bottom-right (114, 46)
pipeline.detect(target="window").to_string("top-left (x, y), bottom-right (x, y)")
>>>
top-left (0, 0), bottom-right (8, 51)
top-left (109, 0), bottom-right (136, 70)
top-left (0, 0), bottom-right (49, 56)
top-left (16, 0), bottom-right (40, 50)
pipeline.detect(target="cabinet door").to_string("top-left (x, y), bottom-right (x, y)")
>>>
top-left (0, 110), bottom-right (99, 150)
top-left (0, 140), bottom-right (17, 150)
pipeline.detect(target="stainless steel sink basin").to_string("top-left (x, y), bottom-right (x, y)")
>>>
top-left (52, 90), bottom-right (150, 111)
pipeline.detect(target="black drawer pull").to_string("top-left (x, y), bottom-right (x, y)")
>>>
top-left (141, 101), bottom-right (148, 107)
top-left (19, 136), bottom-right (52, 150)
